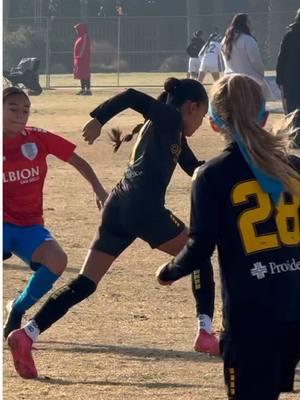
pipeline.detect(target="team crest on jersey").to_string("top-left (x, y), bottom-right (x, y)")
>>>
top-left (170, 144), bottom-right (181, 161)
top-left (21, 143), bottom-right (38, 160)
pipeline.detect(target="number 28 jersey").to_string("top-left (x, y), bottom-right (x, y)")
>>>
top-left (174, 143), bottom-right (300, 324)
top-left (3, 127), bottom-right (76, 226)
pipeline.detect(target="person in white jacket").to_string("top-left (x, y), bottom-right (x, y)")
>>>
top-left (221, 13), bottom-right (272, 100)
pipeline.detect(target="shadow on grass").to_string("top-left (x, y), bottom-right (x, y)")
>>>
top-left (3, 262), bottom-right (80, 274)
top-left (36, 376), bottom-right (202, 388)
top-left (32, 340), bottom-right (222, 364)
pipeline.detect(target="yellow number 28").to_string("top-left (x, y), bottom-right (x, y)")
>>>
top-left (232, 180), bottom-right (300, 255)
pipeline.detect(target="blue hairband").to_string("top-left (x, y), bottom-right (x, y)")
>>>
top-left (208, 103), bottom-right (284, 205)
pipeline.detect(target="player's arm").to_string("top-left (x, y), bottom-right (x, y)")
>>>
top-left (82, 89), bottom-right (181, 145)
top-left (178, 136), bottom-right (205, 176)
top-left (157, 167), bottom-right (219, 282)
top-left (67, 153), bottom-right (108, 210)
top-left (276, 33), bottom-right (290, 88)
top-left (42, 130), bottom-right (108, 210)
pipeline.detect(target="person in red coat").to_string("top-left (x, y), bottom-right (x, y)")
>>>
top-left (73, 23), bottom-right (92, 95)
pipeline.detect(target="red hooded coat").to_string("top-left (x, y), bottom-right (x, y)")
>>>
top-left (73, 23), bottom-right (91, 80)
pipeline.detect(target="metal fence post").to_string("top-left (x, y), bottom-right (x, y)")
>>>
top-left (186, 0), bottom-right (191, 46)
top-left (45, 17), bottom-right (50, 89)
top-left (117, 16), bottom-right (121, 87)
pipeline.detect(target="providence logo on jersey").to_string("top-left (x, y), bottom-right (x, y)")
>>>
top-left (251, 258), bottom-right (300, 280)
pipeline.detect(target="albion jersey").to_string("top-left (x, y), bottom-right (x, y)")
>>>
top-left (173, 143), bottom-right (300, 326)
top-left (90, 89), bottom-right (204, 204)
top-left (3, 127), bottom-right (76, 226)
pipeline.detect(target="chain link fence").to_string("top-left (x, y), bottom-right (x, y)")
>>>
top-left (3, 11), bottom-right (295, 88)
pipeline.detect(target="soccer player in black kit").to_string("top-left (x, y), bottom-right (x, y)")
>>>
top-left (156, 74), bottom-right (300, 400)
top-left (8, 77), bottom-right (219, 379)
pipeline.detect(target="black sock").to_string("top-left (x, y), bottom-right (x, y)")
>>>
top-left (85, 79), bottom-right (91, 90)
top-left (80, 80), bottom-right (85, 90)
top-left (34, 275), bottom-right (96, 333)
top-left (191, 260), bottom-right (215, 319)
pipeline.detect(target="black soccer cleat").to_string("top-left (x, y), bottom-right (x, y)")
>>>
top-left (3, 300), bottom-right (25, 340)
top-left (156, 262), bottom-right (192, 285)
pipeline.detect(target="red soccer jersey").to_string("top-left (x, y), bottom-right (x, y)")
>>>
top-left (3, 127), bottom-right (76, 226)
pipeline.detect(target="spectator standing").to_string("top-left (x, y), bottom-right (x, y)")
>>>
top-left (276, 9), bottom-right (300, 147)
top-left (187, 30), bottom-right (205, 79)
top-left (73, 23), bottom-right (92, 96)
top-left (221, 13), bottom-right (272, 100)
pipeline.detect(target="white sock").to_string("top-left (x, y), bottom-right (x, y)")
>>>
top-left (198, 314), bottom-right (212, 334)
top-left (24, 320), bottom-right (40, 342)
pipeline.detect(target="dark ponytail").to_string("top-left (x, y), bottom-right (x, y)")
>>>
top-left (108, 123), bottom-right (144, 153)
top-left (109, 77), bottom-right (207, 152)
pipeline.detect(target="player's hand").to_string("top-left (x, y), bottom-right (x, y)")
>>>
top-left (95, 191), bottom-right (109, 211)
top-left (96, 197), bottom-right (104, 211)
top-left (82, 118), bottom-right (103, 145)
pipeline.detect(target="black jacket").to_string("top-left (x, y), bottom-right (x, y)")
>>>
top-left (186, 36), bottom-right (205, 58)
top-left (276, 22), bottom-right (300, 97)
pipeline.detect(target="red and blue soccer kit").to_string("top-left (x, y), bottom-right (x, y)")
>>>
top-left (3, 126), bottom-right (76, 264)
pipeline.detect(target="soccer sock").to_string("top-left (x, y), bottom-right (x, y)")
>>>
top-left (13, 266), bottom-right (59, 313)
top-left (198, 314), bottom-right (212, 334)
top-left (191, 261), bottom-right (215, 325)
top-left (24, 320), bottom-right (40, 342)
top-left (80, 80), bottom-right (85, 90)
top-left (33, 274), bottom-right (96, 333)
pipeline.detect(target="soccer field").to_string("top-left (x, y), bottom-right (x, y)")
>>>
top-left (3, 81), bottom-right (299, 400)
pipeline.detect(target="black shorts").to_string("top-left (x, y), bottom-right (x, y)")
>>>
top-left (91, 193), bottom-right (185, 256)
top-left (222, 322), bottom-right (300, 400)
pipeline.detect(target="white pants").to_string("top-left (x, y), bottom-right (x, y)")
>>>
top-left (188, 57), bottom-right (200, 73)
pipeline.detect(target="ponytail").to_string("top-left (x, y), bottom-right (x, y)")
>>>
top-left (108, 123), bottom-right (144, 153)
top-left (210, 74), bottom-right (300, 196)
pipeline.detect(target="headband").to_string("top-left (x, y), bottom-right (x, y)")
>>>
top-left (208, 103), bottom-right (284, 205)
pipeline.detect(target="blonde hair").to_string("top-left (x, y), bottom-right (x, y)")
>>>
top-left (210, 74), bottom-right (300, 196)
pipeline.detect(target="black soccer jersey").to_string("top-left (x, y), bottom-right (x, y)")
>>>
top-left (173, 143), bottom-right (300, 326)
top-left (90, 89), bottom-right (203, 204)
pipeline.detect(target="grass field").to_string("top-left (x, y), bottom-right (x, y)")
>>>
top-left (3, 79), bottom-right (300, 400)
